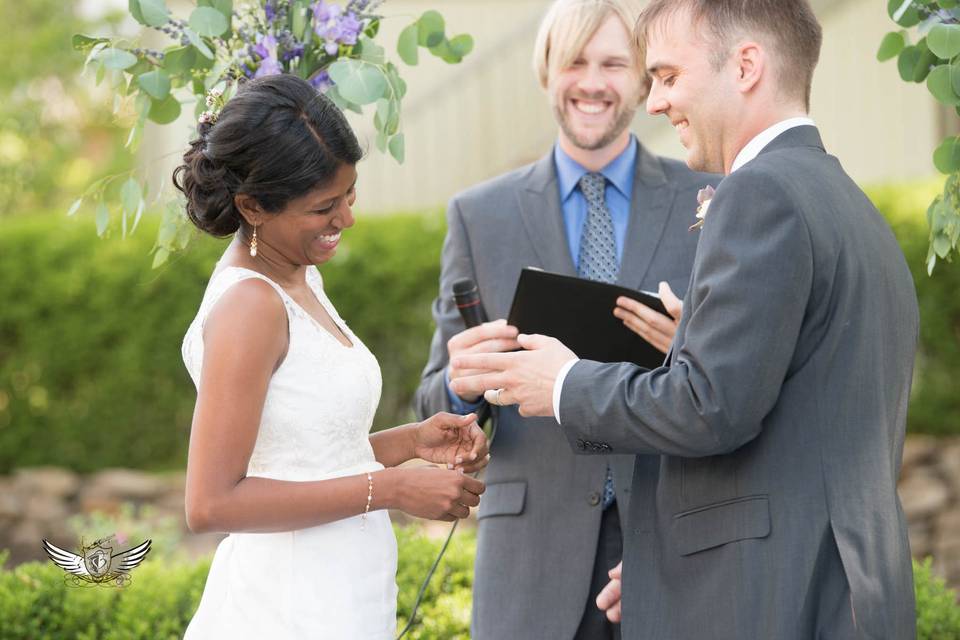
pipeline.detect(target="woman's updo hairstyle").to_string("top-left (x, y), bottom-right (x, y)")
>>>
top-left (173, 74), bottom-right (363, 237)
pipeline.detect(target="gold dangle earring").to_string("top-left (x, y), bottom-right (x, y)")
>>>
top-left (250, 225), bottom-right (258, 257)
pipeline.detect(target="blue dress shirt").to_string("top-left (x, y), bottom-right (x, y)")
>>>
top-left (554, 136), bottom-right (637, 270)
top-left (445, 136), bottom-right (640, 413)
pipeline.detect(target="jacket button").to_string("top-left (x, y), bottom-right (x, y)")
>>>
top-left (588, 492), bottom-right (601, 506)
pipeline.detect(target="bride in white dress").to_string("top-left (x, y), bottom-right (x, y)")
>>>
top-left (173, 74), bottom-right (488, 639)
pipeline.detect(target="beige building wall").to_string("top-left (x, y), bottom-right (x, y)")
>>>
top-left (142, 0), bottom-right (945, 213)
top-left (342, 0), bottom-right (553, 214)
top-left (812, 0), bottom-right (939, 183)
top-left (638, 0), bottom-right (943, 184)
top-left (356, 0), bottom-right (945, 213)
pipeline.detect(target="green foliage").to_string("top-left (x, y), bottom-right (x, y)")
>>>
top-left (0, 210), bottom-right (444, 473)
top-left (2, 182), bottom-right (958, 473)
top-left (0, 535), bottom-right (957, 639)
top-left (878, 30), bottom-right (908, 61)
top-left (0, 525), bottom-right (474, 640)
top-left (880, 1), bottom-right (960, 272)
top-left (0, 0), bottom-right (129, 218)
top-left (866, 181), bottom-right (960, 435)
top-left (328, 58), bottom-right (388, 104)
top-left (915, 557), bottom-right (960, 639)
top-left (398, 24), bottom-right (420, 65)
top-left (395, 525), bottom-right (474, 639)
top-left (70, 1), bottom-right (474, 262)
top-left (188, 7), bottom-right (230, 38)
top-left (0, 214), bottom-right (224, 474)
top-left (0, 547), bottom-right (212, 640)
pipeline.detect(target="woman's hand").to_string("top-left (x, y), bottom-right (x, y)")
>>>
top-left (596, 561), bottom-right (623, 622)
top-left (613, 281), bottom-right (683, 354)
top-left (413, 412), bottom-right (489, 474)
top-left (389, 467), bottom-right (486, 521)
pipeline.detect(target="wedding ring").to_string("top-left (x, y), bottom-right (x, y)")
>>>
top-left (493, 388), bottom-right (504, 406)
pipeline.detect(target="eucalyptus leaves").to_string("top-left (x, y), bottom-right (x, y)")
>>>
top-left (879, 0), bottom-right (960, 273)
top-left (70, 0), bottom-right (473, 265)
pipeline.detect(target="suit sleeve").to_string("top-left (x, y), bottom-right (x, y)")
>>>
top-left (413, 196), bottom-right (487, 419)
top-left (559, 168), bottom-right (814, 457)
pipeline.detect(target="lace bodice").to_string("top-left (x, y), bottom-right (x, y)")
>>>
top-left (182, 265), bottom-right (383, 481)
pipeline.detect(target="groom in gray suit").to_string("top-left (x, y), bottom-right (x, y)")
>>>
top-left (451, 1), bottom-right (919, 638)
top-left (414, 1), bottom-right (716, 638)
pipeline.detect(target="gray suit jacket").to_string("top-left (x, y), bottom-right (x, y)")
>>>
top-left (415, 140), bottom-right (716, 639)
top-left (560, 127), bottom-right (919, 639)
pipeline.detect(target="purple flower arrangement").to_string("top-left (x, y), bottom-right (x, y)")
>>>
top-left (233, 0), bottom-right (379, 87)
top-left (72, 0), bottom-right (471, 260)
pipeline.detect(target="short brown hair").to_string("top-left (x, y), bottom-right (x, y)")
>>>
top-left (638, 0), bottom-right (822, 110)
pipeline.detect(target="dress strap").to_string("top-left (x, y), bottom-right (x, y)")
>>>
top-left (198, 266), bottom-right (293, 331)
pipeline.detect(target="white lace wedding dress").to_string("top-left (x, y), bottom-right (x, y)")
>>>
top-left (181, 265), bottom-right (398, 639)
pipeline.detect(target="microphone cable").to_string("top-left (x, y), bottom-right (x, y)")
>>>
top-left (397, 277), bottom-right (494, 639)
top-left (395, 409), bottom-right (496, 640)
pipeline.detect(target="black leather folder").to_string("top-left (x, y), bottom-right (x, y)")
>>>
top-left (507, 268), bottom-right (669, 369)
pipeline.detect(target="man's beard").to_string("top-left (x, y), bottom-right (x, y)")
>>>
top-left (555, 100), bottom-right (637, 151)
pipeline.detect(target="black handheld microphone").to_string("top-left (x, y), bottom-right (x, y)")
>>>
top-left (452, 278), bottom-right (487, 328)
top-left (451, 278), bottom-right (492, 427)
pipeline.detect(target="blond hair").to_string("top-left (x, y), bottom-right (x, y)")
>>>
top-left (532, 0), bottom-right (645, 91)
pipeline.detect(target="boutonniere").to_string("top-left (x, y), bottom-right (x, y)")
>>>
top-left (689, 185), bottom-right (716, 231)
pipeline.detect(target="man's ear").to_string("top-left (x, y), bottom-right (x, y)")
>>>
top-left (234, 194), bottom-right (264, 227)
top-left (734, 41), bottom-right (764, 95)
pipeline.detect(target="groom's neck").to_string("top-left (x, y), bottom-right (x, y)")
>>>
top-left (723, 103), bottom-right (810, 174)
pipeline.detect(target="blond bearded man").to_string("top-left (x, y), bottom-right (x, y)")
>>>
top-left (451, 1), bottom-right (919, 638)
top-left (414, 1), bottom-right (717, 638)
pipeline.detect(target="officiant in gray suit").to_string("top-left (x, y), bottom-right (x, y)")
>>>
top-left (414, 1), bottom-right (716, 639)
top-left (451, 1), bottom-right (919, 638)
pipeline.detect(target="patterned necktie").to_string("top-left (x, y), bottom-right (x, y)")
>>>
top-left (577, 172), bottom-right (618, 510)
top-left (578, 172), bottom-right (619, 284)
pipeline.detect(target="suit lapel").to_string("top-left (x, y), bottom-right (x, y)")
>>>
top-left (517, 152), bottom-right (577, 277)
top-left (617, 143), bottom-right (676, 289)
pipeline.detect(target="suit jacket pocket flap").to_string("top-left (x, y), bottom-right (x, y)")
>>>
top-left (477, 481), bottom-right (526, 519)
top-left (672, 495), bottom-right (770, 556)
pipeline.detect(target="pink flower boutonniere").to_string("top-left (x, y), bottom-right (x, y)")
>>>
top-left (690, 185), bottom-right (716, 231)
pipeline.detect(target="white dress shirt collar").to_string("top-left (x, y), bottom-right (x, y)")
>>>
top-left (729, 116), bottom-right (816, 174)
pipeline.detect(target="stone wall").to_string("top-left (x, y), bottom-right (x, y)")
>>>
top-left (3, 436), bottom-right (960, 593)
top-left (899, 436), bottom-right (960, 588)
top-left (0, 467), bottom-right (224, 567)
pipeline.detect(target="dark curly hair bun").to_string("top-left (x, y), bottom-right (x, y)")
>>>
top-left (172, 74), bottom-right (363, 238)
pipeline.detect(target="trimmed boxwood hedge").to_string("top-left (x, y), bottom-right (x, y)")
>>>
top-left (0, 533), bottom-right (956, 640)
top-left (0, 525), bottom-right (475, 640)
top-left (867, 182), bottom-right (960, 436)
top-left (0, 211), bottom-right (444, 473)
top-left (0, 181), bottom-right (958, 473)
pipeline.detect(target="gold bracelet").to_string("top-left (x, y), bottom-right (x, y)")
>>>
top-left (361, 472), bottom-right (373, 530)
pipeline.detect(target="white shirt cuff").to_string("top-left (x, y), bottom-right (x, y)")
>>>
top-left (553, 358), bottom-right (580, 425)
